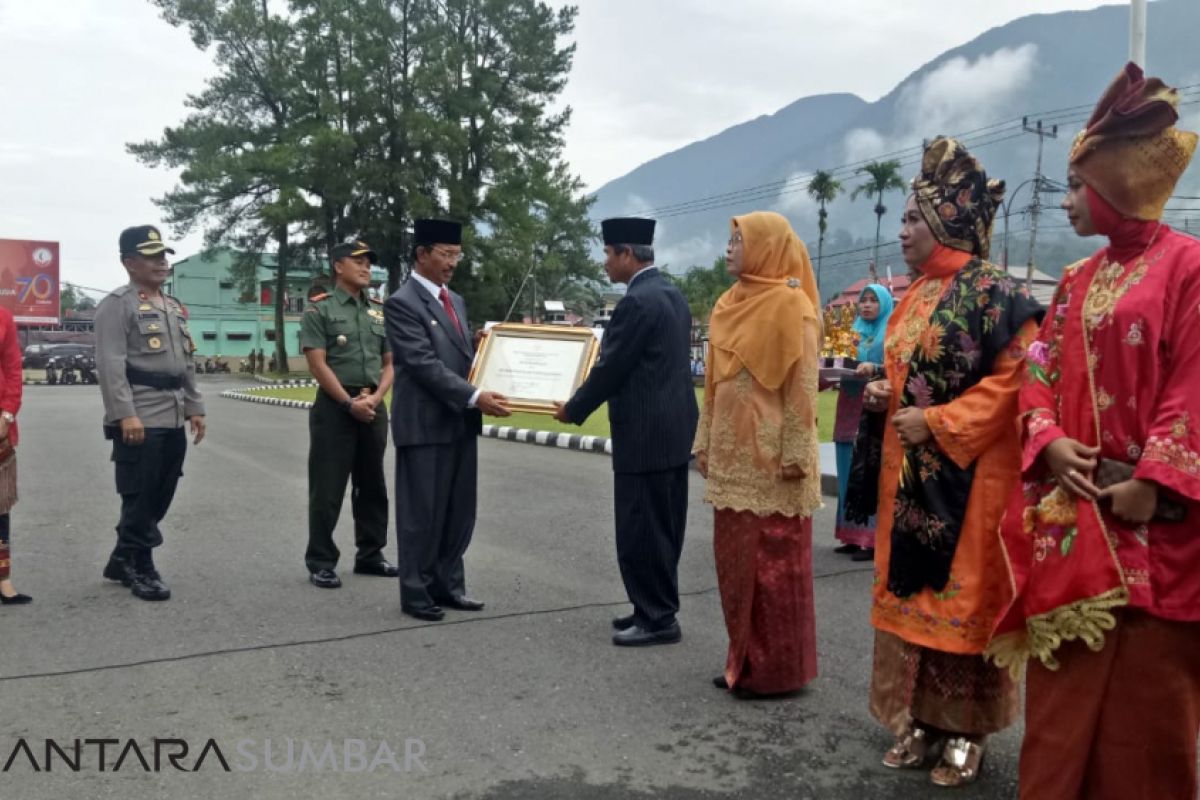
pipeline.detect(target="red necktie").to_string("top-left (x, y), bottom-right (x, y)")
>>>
top-left (439, 287), bottom-right (464, 338)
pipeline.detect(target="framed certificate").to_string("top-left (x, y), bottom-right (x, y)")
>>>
top-left (468, 323), bottom-right (600, 414)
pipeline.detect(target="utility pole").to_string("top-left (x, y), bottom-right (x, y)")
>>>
top-left (1130, 0), bottom-right (1148, 69)
top-left (1023, 117), bottom-right (1058, 290)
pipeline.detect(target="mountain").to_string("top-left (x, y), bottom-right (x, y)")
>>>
top-left (589, 0), bottom-right (1200, 301)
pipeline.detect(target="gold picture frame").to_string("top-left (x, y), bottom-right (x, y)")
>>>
top-left (468, 323), bottom-right (600, 415)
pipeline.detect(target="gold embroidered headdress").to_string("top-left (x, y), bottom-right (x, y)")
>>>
top-left (1069, 62), bottom-right (1197, 221)
top-left (911, 137), bottom-right (1005, 259)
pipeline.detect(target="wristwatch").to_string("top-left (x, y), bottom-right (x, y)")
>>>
top-left (0, 411), bottom-right (14, 424)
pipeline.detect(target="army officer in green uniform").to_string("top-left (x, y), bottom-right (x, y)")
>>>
top-left (301, 240), bottom-right (396, 588)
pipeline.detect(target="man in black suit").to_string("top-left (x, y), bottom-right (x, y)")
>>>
top-left (384, 219), bottom-right (510, 621)
top-left (555, 217), bottom-right (699, 646)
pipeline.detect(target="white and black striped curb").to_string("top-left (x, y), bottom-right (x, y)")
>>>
top-left (482, 425), bottom-right (612, 456)
top-left (221, 386), bottom-right (313, 409)
top-left (251, 375), bottom-right (318, 387)
top-left (219, 386), bottom-right (615, 455)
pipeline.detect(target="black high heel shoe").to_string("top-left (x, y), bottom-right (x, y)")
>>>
top-left (0, 590), bottom-right (32, 605)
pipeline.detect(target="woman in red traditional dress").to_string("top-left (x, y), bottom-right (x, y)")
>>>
top-left (989, 63), bottom-right (1200, 800)
top-left (693, 211), bottom-right (822, 697)
top-left (0, 306), bottom-right (28, 606)
top-left (848, 137), bottom-right (1042, 787)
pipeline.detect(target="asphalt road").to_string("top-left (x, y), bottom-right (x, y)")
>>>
top-left (0, 377), bottom-right (1022, 799)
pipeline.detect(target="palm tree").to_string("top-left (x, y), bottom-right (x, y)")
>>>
top-left (806, 170), bottom-right (843, 294)
top-left (850, 160), bottom-right (907, 273)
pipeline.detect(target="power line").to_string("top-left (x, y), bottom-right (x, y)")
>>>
top-left (654, 128), bottom-right (1036, 220)
top-left (610, 89), bottom-right (1200, 222)
top-left (647, 108), bottom-right (1163, 218)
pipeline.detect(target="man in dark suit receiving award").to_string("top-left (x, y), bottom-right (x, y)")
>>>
top-left (385, 218), bottom-right (511, 621)
top-left (555, 217), bottom-right (699, 646)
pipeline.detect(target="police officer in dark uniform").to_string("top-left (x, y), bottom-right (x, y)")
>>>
top-left (95, 225), bottom-right (206, 602)
top-left (301, 240), bottom-right (397, 588)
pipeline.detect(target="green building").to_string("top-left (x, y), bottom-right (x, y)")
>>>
top-left (165, 249), bottom-right (388, 361)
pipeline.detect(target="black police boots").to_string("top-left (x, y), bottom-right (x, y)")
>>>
top-left (103, 552), bottom-right (171, 601)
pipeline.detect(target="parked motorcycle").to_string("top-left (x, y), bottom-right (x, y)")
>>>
top-left (75, 354), bottom-right (98, 385)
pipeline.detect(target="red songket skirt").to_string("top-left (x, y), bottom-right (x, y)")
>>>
top-left (1019, 610), bottom-right (1200, 800)
top-left (714, 509), bottom-right (817, 694)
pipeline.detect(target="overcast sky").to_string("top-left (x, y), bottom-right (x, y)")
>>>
top-left (0, 0), bottom-right (1118, 292)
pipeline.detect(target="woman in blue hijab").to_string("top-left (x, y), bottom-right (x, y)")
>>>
top-left (833, 283), bottom-right (894, 560)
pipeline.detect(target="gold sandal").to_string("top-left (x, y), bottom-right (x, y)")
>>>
top-left (882, 725), bottom-right (943, 769)
top-left (930, 736), bottom-right (985, 787)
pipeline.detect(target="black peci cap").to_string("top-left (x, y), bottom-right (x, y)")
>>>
top-left (601, 217), bottom-right (655, 246)
top-left (413, 219), bottom-right (463, 246)
top-left (330, 239), bottom-right (378, 263)
top-left (119, 225), bottom-right (175, 257)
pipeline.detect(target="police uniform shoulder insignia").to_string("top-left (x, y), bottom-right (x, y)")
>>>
top-left (310, 292), bottom-right (330, 302)
top-left (165, 293), bottom-right (189, 319)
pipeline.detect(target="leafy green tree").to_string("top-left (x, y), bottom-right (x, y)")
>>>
top-left (288, 0), bottom-right (444, 287)
top-left (668, 256), bottom-right (733, 324)
top-left (61, 282), bottom-right (98, 318)
top-left (422, 0), bottom-right (583, 313)
top-left (131, 0), bottom-right (308, 373)
top-left (133, 0), bottom-right (593, 358)
top-left (806, 170), bottom-right (843, 293)
top-left (850, 160), bottom-right (906, 273)
top-left (61, 283), bottom-right (81, 316)
top-left (472, 161), bottom-right (600, 322)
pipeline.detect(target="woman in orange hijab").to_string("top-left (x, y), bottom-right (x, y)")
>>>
top-left (693, 211), bottom-right (823, 697)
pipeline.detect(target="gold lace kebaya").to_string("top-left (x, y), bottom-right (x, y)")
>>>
top-left (694, 361), bottom-right (822, 518)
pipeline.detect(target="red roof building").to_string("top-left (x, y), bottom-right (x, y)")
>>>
top-left (826, 264), bottom-right (1058, 309)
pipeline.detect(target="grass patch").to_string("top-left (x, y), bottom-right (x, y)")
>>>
top-left (247, 385), bottom-right (839, 443)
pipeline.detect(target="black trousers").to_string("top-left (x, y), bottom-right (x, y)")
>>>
top-left (306, 391), bottom-right (390, 572)
top-left (394, 437), bottom-right (477, 609)
top-left (111, 427), bottom-right (187, 557)
top-left (614, 465), bottom-right (689, 630)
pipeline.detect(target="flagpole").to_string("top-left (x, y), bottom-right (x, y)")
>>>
top-left (1130, 0), bottom-right (1148, 69)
